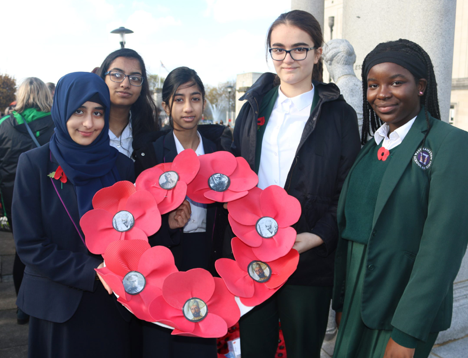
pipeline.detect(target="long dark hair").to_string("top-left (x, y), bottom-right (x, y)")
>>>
top-left (162, 67), bottom-right (205, 130)
top-left (266, 10), bottom-right (323, 82)
top-left (361, 39), bottom-right (440, 144)
top-left (98, 48), bottom-right (159, 138)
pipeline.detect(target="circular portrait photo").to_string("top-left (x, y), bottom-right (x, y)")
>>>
top-left (256, 217), bottom-right (278, 238)
top-left (112, 210), bottom-right (135, 232)
top-left (208, 173), bottom-right (230, 192)
top-left (183, 298), bottom-right (208, 322)
top-left (248, 261), bottom-right (271, 283)
top-left (159, 171), bottom-right (179, 190)
top-left (122, 271), bottom-right (146, 295)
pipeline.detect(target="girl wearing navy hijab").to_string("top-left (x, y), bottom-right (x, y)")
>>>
top-left (12, 72), bottom-right (134, 358)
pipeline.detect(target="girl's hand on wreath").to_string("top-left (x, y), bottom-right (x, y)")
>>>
top-left (383, 338), bottom-right (415, 358)
top-left (292, 233), bottom-right (323, 254)
top-left (97, 262), bottom-right (112, 295)
top-left (168, 200), bottom-right (191, 229)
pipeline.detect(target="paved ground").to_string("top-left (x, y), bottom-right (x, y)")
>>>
top-left (1, 230), bottom-right (466, 358)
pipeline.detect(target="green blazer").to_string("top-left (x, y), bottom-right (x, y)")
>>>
top-left (333, 110), bottom-right (468, 342)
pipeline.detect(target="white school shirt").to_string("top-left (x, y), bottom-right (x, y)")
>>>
top-left (109, 119), bottom-right (133, 159)
top-left (257, 86), bottom-right (314, 189)
top-left (374, 116), bottom-right (416, 150)
top-left (173, 132), bottom-right (207, 233)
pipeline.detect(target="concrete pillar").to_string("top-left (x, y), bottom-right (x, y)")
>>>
top-left (342, 0), bottom-right (457, 122)
top-left (291, 0), bottom-right (324, 31)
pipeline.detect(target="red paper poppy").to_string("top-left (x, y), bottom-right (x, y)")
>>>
top-left (135, 149), bottom-right (200, 214)
top-left (257, 117), bottom-right (265, 126)
top-left (186, 151), bottom-right (258, 204)
top-left (149, 268), bottom-right (240, 338)
top-left (96, 240), bottom-right (178, 322)
top-left (228, 185), bottom-right (301, 261)
top-left (81, 181), bottom-right (161, 255)
top-left (377, 146), bottom-right (390, 161)
top-left (54, 166), bottom-right (67, 183)
top-left (216, 237), bottom-right (299, 307)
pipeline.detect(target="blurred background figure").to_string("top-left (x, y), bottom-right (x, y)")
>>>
top-left (46, 82), bottom-right (56, 97)
top-left (0, 77), bottom-right (54, 325)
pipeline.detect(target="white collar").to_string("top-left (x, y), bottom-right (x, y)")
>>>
top-left (374, 116), bottom-right (416, 145)
top-left (173, 131), bottom-right (204, 155)
top-left (109, 117), bottom-right (132, 140)
top-left (277, 85), bottom-right (314, 112)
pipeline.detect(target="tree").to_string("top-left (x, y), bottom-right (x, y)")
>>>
top-left (0, 74), bottom-right (16, 112)
top-left (147, 74), bottom-right (165, 94)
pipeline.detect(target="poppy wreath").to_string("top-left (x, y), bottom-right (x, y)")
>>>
top-left (81, 149), bottom-right (301, 338)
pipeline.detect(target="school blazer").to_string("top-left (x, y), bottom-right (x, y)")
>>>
top-left (12, 143), bottom-right (134, 323)
top-left (333, 110), bottom-right (468, 342)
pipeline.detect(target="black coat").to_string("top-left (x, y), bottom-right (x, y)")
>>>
top-left (133, 126), bottom-right (232, 275)
top-left (0, 113), bottom-right (55, 222)
top-left (232, 73), bottom-right (361, 286)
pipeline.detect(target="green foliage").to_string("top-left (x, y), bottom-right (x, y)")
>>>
top-left (0, 74), bottom-right (16, 112)
top-left (205, 80), bottom-right (236, 116)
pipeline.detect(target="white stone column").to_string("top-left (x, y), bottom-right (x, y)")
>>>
top-left (342, 0), bottom-right (457, 122)
top-left (291, 0), bottom-right (324, 31)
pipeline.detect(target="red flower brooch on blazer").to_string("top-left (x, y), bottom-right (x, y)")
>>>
top-left (81, 181), bottom-right (161, 255)
top-left (216, 237), bottom-right (299, 307)
top-left (136, 149), bottom-right (200, 214)
top-left (186, 151), bottom-right (258, 204)
top-left (48, 165), bottom-right (67, 184)
top-left (149, 268), bottom-right (240, 338)
top-left (96, 240), bottom-right (178, 322)
top-left (228, 185), bottom-right (301, 261)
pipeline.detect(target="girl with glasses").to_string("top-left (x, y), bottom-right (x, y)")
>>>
top-left (134, 66), bottom-right (231, 358)
top-left (333, 39), bottom-right (468, 358)
top-left (232, 10), bottom-right (361, 358)
top-left (98, 49), bottom-right (159, 159)
top-left (12, 72), bottom-right (135, 358)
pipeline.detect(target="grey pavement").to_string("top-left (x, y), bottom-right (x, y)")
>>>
top-left (1, 230), bottom-right (466, 358)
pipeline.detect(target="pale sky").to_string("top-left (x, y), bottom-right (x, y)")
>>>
top-left (1, 0), bottom-right (291, 87)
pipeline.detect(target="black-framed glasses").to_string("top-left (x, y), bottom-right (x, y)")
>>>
top-left (104, 71), bottom-right (144, 87)
top-left (269, 47), bottom-right (317, 61)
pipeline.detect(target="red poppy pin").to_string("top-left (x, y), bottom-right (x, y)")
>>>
top-left (377, 147), bottom-right (390, 161)
top-left (48, 165), bottom-right (67, 183)
top-left (257, 117), bottom-right (265, 129)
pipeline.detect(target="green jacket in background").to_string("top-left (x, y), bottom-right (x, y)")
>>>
top-left (333, 109), bottom-right (468, 342)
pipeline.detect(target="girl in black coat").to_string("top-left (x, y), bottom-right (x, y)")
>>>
top-left (232, 10), bottom-right (360, 358)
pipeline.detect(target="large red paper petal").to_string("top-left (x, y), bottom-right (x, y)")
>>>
top-left (204, 189), bottom-right (248, 203)
top-left (186, 170), bottom-right (213, 204)
top-left (176, 313), bottom-right (228, 338)
top-left (172, 149), bottom-right (200, 184)
top-left (157, 182), bottom-right (188, 215)
top-left (92, 181), bottom-right (136, 213)
top-left (95, 267), bottom-right (126, 298)
top-left (251, 227), bottom-right (297, 262)
top-left (121, 226), bottom-right (150, 243)
top-left (227, 187), bottom-right (263, 225)
top-left (231, 237), bottom-right (260, 269)
top-left (81, 209), bottom-right (121, 255)
top-left (138, 246), bottom-right (178, 286)
top-left (202, 152), bottom-right (237, 176)
top-left (240, 281), bottom-right (281, 307)
top-left (228, 218), bottom-right (262, 247)
top-left (149, 296), bottom-right (195, 333)
top-left (125, 190), bottom-right (161, 235)
top-left (215, 259), bottom-right (254, 298)
top-left (260, 186), bottom-right (301, 227)
top-left (162, 269), bottom-right (216, 309)
top-left (228, 157), bottom-right (258, 192)
top-left (265, 249), bottom-right (299, 289)
top-left (118, 295), bottom-right (155, 322)
top-left (103, 240), bottom-right (150, 275)
top-left (135, 166), bottom-right (168, 205)
top-left (207, 278), bottom-right (240, 328)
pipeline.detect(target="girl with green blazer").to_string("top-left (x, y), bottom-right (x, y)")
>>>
top-left (333, 39), bottom-right (468, 358)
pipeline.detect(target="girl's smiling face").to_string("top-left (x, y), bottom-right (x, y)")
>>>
top-left (67, 101), bottom-right (105, 145)
top-left (367, 62), bottom-right (426, 133)
top-left (163, 81), bottom-right (205, 132)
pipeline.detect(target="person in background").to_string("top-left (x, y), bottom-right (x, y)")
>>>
top-left (98, 48), bottom-right (159, 159)
top-left (232, 10), bottom-right (360, 358)
top-left (0, 78), bottom-right (55, 325)
top-left (12, 72), bottom-right (134, 358)
top-left (46, 82), bottom-right (55, 97)
top-left (333, 39), bottom-right (468, 358)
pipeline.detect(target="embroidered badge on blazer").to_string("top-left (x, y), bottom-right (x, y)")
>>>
top-left (413, 148), bottom-right (433, 170)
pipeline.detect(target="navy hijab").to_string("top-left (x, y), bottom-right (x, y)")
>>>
top-left (49, 72), bottom-right (120, 217)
